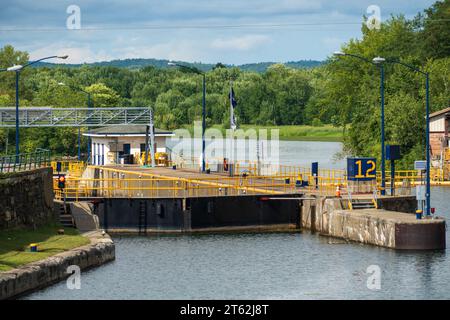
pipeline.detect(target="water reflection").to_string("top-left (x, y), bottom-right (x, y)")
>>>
top-left (23, 142), bottom-right (450, 300)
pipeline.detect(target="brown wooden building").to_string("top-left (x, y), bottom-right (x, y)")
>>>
top-left (429, 107), bottom-right (450, 159)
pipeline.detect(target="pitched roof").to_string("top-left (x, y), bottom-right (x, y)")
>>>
top-left (430, 107), bottom-right (450, 119)
top-left (86, 125), bottom-right (173, 136)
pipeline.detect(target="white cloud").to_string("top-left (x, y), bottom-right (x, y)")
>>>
top-left (29, 45), bottom-right (114, 64)
top-left (4, 0), bottom-right (433, 64)
top-left (211, 35), bottom-right (271, 51)
top-left (115, 40), bottom-right (203, 62)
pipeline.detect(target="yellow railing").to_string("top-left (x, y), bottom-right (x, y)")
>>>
top-left (53, 171), bottom-right (305, 201)
top-left (52, 161), bottom-right (450, 201)
top-left (378, 168), bottom-right (445, 184)
top-left (50, 161), bottom-right (86, 177)
top-left (307, 175), bottom-right (347, 196)
top-left (234, 161), bottom-right (345, 179)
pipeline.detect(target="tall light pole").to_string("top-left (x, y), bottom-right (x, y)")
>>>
top-left (0, 55), bottom-right (68, 161)
top-left (57, 82), bottom-right (91, 161)
top-left (333, 51), bottom-right (386, 195)
top-left (168, 62), bottom-right (206, 172)
top-left (376, 58), bottom-right (431, 215)
top-left (372, 56), bottom-right (386, 198)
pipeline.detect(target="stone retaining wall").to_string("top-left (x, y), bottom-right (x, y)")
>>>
top-left (0, 231), bottom-right (115, 300)
top-left (0, 168), bottom-right (55, 229)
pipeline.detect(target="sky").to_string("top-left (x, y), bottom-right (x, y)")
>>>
top-left (0, 0), bottom-right (437, 65)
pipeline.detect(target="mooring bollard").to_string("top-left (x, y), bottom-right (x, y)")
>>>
top-left (416, 209), bottom-right (423, 220)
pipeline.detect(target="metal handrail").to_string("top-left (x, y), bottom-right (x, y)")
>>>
top-left (0, 149), bottom-right (51, 173)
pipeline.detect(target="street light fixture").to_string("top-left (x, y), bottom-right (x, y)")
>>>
top-left (57, 82), bottom-right (92, 161)
top-left (6, 65), bottom-right (24, 72)
top-left (168, 61), bottom-right (207, 173)
top-left (372, 57), bottom-right (386, 64)
top-left (0, 55), bottom-right (68, 161)
top-left (333, 51), bottom-right (387, 196)
top-left (333, 51), bottom-right (346, 57)
top-left (375, 57), bottom-right (432, 216)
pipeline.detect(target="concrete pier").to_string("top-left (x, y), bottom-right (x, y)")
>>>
top-left (301, 196), bottom-right (446, 250)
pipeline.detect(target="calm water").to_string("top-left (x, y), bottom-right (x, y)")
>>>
top-left (167, 138), bottom-right (345, 169)
top-left (25, 141), bottom-right (450, 300)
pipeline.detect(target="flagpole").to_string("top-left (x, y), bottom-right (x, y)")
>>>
top-left (229, 80), bottom-right (234, 172)
top-left (257, 132), bottom-right (261, 176)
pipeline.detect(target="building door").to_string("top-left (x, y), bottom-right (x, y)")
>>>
top-left (123, 143), bottom-right (131, 155)
top-left (140, 143), bottom-right (146, 153)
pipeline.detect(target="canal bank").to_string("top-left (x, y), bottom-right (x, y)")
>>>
top-left (0, 230), bottom-right (115, 300)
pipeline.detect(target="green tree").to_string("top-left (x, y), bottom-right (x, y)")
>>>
top-left (85, 83), bottom-right (120, 108)
top-left (417, 0), bottom-right (450, 60)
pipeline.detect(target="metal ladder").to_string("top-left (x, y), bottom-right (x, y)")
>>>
top-left (138, 200), bottom-right (147, 235)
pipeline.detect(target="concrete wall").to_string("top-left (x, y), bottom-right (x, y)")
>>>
top-left (301, 196), bottom-right (446, 250)
top-left (0, 231), bottom-right (115, 300)
top-left (378, 196), bottom-right (416, 213)
top-left (0, 168), bottom-right (55, 230)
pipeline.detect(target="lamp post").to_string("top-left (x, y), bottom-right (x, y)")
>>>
top-left (57, 82), bottom-right (91, 161)
top-left (333, 51), bottom-right (386, 195)
top-left (376, 58), bottom-right (431, 215)
top-left (0, 55), bottom-right (68, 162)
top-left (168, 62), bottom-right (206, 172)
top-left (372, 57), bottom-right (387, 198)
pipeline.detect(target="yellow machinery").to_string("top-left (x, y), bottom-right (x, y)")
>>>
top-left (138, 151), bottom-right (169, 166)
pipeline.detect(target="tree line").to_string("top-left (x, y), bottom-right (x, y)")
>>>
top-left (0, 0), bottom-right (448, 168)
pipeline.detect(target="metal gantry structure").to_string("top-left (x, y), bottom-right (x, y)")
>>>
top-left (0, 107), bottom-right (154, 127)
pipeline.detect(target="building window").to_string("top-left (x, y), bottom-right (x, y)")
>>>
top-left (96, 143), bottom-right (99, 165)
top-left (93, 143), bottom-right (97, 165)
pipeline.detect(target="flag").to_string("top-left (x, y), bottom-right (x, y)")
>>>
top-left (229, 84), bottom-right (237, 130)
